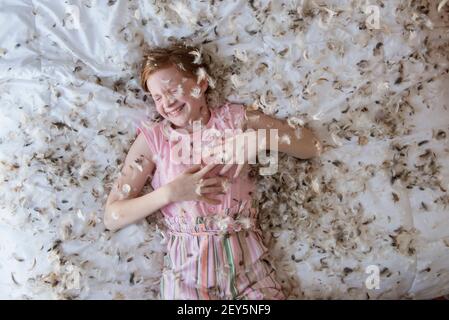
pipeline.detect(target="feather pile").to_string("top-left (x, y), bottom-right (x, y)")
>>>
top-left (0, 0), bottom-right (448, 299)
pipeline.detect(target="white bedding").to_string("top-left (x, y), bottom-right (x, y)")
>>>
top-left (0, 0), bottom-right (448, 299)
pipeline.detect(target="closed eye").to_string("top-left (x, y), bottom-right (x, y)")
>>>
top-left (152, 89), bottom-right (177, 102)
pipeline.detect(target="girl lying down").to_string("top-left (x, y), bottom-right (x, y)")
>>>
top-left (104, 42), bottom-right (321, 300)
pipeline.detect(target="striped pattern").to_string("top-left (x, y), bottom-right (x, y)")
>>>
top-left (161, 228), bottom-right (285, 300)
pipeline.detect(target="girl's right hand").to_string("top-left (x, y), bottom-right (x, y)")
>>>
top-left (166, 163), bottom-right (229, 205)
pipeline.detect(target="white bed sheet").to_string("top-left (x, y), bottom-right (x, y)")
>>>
top-left (0, 0), bottom-right (448, 299)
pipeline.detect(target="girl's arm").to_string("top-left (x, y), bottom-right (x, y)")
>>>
top-left (214, 108), bottom-right (322, 177)
top-left (104, 132), bottom-right (171, 232)
top-left (104, 133), bottom-right (227, 232)
top-left (244, 109), bottom-right (322, 159)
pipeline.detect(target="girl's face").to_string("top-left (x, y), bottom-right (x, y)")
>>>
top-left (146, 64), bottom-right (208, 128)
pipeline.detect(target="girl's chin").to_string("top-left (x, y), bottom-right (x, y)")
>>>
top-left (169, 116), bottom-right (190, 128)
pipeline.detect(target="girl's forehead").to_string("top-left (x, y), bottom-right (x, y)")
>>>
top-left (148, 68), bottom-right (185, 89)
top-left (156, 66), bottom-right (184, 81)
top-left (148, 73), bottom-right (194, 94)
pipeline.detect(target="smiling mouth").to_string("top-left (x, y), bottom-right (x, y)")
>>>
top-left (167, 103), bottom-right (185, 117)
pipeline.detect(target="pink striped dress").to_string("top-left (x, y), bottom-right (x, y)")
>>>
top-left (136, 102), bottom-right (285, 300)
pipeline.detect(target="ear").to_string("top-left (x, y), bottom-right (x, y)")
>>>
top-left (199, 78), bottom-right (209, 93)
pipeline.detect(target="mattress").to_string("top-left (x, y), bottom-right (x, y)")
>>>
top-left (0, 0), bottom-right (448, 299)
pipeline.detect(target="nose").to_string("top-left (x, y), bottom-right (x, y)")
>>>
top-left (160, 92), bottom-right (175, 104)
top-left (161, 95), bottom-right (178, 111)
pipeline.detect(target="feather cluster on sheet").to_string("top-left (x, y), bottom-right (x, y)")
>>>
top-left (0, 0), bottom-right (448, 299)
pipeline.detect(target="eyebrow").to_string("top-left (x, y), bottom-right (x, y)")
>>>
top-left (152, 85), bottom-right (179, 94)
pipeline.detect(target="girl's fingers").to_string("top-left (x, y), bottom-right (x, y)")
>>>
top-left (198, 196), bottom-right (222, 205)
top-left (200, 177), bottom-right (219, 186)
top-left (219, 163), bottom-right (234, 175)
top-left (201, 186), bottom-right (226, 194)
top-left (184, 164), bottom-right (202, 174)
top-left (196, 162), bottom-right (218, 177)
top-left (201, 177), bottom-right (226, 186)
top-left (233, 164), bottom-right (245, 178)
